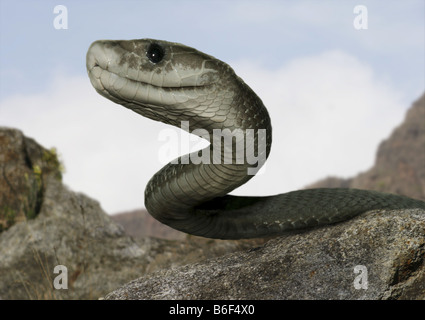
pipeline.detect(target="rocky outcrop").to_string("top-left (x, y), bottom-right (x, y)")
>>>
top-left (0, 129), bottom-right (62, 231)
top-left (105, 208), bottom-right (425, 300)
top-left (0, 128), bottom-right (152, 300)
top-left (308, 93), bottom-right (425, 201)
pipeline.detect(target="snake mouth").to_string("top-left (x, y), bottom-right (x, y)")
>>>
top-left (88, 62), bottom-right (212, 113)
top-left (88, 62), bottom-right (207, 91)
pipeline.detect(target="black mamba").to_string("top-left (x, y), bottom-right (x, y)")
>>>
top-left (164, 121), bottom-right (267, 175)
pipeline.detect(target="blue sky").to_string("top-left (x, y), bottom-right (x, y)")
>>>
top-left (1, 0), bottom-right (423, 98)
top-left (1, 0), bottom-right (424, 214)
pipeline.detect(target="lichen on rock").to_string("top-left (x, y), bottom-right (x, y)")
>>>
top-left (0, 128), bottom-right (63, 231)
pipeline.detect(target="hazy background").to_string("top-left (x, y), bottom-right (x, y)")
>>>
top-left (1, 0), bottom-right (424, 214)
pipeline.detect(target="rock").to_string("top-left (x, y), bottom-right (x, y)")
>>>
top-left (0, 173), bottom-right (145, 299)
top-left (105, 208), bottom-right (425, 300)
top-left (0, 128), bottom-right (62, 231)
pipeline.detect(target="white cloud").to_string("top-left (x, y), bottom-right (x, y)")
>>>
top-left (230, 50), bottom-right (406, 196)
top-left (0, 50), bottom-right (407, 213)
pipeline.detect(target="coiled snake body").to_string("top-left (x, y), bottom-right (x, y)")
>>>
top-left (86, 38), bottom-right (425, 239)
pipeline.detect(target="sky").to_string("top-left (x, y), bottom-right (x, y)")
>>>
top-left (0, 0), bottom-right (424, 214)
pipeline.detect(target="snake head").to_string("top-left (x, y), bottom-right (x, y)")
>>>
top-left (86, 38), bottom-right (238, 129)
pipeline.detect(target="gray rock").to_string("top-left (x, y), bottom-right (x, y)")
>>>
top-left (0, 174), bottom-right (148, 299)
top-left (105, 208), bottom-right (425, 300)
top-left (0, 127), bottom-right (62, 231)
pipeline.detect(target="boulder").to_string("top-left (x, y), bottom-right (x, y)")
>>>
top-left (105, 208), bottom-right (425, 300)
top-left (0, 128), bottom-right (62, 231)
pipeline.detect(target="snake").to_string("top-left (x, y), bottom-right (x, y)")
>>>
top-left (86, 38), bottom-right (425, 239)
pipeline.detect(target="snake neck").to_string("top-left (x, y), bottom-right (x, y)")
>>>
top-left (145, 79), bottom-right (273, 225)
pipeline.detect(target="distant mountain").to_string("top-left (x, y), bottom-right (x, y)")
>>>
top-left (113, 92), bottom-right (425, 239)
top-left (111, 209), bottom-right (186, 240)
top-left (307, 92), bottom-right (425, 201)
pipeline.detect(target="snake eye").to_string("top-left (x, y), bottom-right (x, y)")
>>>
top-left (146, 43), bottom-right (165, 64)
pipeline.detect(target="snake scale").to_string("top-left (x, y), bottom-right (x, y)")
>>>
top-left (86, 38), bottom-right (425, 239)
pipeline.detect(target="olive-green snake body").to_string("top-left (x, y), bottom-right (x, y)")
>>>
top-left (86, 38), bottom-right (425, 239)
